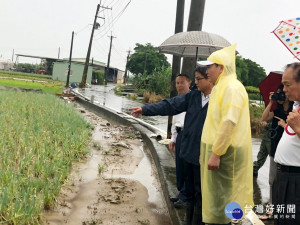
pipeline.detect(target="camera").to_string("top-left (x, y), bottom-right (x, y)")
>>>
top-left (271, 91), bottom-right (286, 101)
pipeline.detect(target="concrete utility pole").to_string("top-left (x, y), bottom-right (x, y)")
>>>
top-left (123, 49), bottom-right (131, 84)
top-left (80, 3), bottom-right (111, 88)
top-left (105, 33), bottom-right (116, 85)
top-left (66, 31), bottom-right (74, 88)
top-left (80, 4), bottom-right (101, 88)
top-left (166, 0), bottom-right (185, 139)
top-left (181, 0), bottom-right (206, 78)
top-left (58, 47), bottom-right (60, 59)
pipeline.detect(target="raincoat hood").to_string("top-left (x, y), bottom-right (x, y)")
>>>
top-left (207, 44), bottom-right (237, 79)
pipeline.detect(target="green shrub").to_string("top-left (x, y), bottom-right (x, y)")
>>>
top-left (114, 84), bottom-right (125, 96)
top-left (249, 104), bottom-right (265, 118)
top-left (92, 71), bottom-right (104, 85)
top-left (248, 93), bottom-right (261, 101)
top-left (245, 86), bottom-right (260, 94)
top-left (132, 66), bottom-right (171, 97)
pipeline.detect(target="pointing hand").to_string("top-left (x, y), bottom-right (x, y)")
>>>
top-left (129, 107), bottom-right (143, 117)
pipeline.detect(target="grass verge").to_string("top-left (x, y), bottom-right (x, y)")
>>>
top-left (0, 90), bottom-right (91, 224)
top-left (0, 71), bottom-right (64, 94)
top-left (0, 70), bottom-right (52, 80)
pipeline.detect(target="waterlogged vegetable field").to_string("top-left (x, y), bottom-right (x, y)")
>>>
top-left (0, 90), bottom-right (91, 224)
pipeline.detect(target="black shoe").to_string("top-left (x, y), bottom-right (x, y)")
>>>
top-left (174, 199), bottom-right (188, 209)
top-left (170, 197), bottom-right (179, 202)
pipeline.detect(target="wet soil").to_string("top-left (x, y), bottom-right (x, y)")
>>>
top-left (42, 102), bottom-right (171, 225)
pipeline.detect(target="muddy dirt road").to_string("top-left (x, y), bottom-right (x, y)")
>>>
top-left (43, 103), bottom-right (172, 225)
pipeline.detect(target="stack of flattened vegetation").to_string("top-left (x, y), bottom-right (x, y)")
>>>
top-left (0, 90), bottom-right (91, 224)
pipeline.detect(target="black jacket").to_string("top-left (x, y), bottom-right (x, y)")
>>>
top-left (142, 86), bottom-right (208, 165)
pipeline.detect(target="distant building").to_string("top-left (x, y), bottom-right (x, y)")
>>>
top-left (0, 58), bottom-right (14, 70)
top-left (14, 54), bottom-right (125, 84)
top-left (52, 62), bottom-right (93, 84)
top-left (65, 58), bottom-right (106, 73)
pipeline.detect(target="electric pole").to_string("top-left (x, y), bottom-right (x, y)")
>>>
top-left (80, 4), bottom-right (100, 88)
top-left (12, 49), bottom-right (14, 62)
top-left (58, 47), bottom-right (60, 59)
top-left (123, 49), bottom-right (131, 84)
top-left (181, 0), bottom-right (206, 77)
top-left (80, 3), bottom-right (111, 88)
top-left (167, 0), bottom-right (185, 139)
top-left (105, 33), bottom-right (116, 85)
top-left (66, 31), bottom-right (74, 88)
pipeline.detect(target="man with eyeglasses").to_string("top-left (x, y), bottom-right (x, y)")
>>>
top-left (130, 67), bottom-right (213, 225)
top-left (273, 62), bottom-right (300, 225)
top-left (198, 44), bottom-right (253, 225)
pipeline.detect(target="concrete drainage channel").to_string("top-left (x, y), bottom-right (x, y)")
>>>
top-left (74, 94), bottom-right (184, 225)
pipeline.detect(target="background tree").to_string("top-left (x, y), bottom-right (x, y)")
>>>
top-left (14, 63), bottom-right (40, 73)
top-left (127, 43), bottom-right (170, 75)
top-left (236, 56), bottom-right (249, 85)
top-left (243, 58), bottom-right (267, 86)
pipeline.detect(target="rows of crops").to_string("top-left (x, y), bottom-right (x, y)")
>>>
top-left (0, 90), bottom-right (91, 224)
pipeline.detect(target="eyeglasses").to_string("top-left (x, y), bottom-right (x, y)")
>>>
top-left (195, 77), bottom-right (205, 82)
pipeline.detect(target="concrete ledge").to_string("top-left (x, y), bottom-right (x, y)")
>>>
top-left (75, 96), bottom-right (185, 225)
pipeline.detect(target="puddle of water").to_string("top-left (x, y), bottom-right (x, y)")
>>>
top-left (78, 122), bottom-right (164, 207)
top-left (75, 85), bottom-right (168, 131)
top-left (79, 152), bottom-right (100, 183)
top-left (106, 144), bottom-right (161, 204)
top-left (252, 138), bottom-right (270, 205)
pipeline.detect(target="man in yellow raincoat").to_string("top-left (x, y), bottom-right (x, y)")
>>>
top-left (198, 44), bottom-right (253, 224)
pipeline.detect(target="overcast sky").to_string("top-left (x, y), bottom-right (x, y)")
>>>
top-left (0, 0), bottom-right (299, 74)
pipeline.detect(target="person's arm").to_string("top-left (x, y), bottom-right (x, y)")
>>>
top-left (261, 92), bottom-right (275, 122)
top-left (130, 92), bottom-right (189, 117)
top-left (208, 120), bottom-right (235, 170)
top-left (130, 107), bottom-right (143, 117)
top-left (286, 109), bottom-right (300, 138)
top-left (274, 116), bottom-right (286, 128)
top-left (207, 85), bottom-right (243, 170)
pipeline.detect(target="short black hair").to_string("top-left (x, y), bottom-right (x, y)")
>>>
top-left (277, 83), bottom-right (284, 91)
top-left (286, 62), bottom-right (300, 82)
top-left (176, 73), bottom-right (190, 81)
top-left (194, 66), bottom-right (208, 79)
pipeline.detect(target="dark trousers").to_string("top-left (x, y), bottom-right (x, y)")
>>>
top-left (272, 167), bottom-right (300, 225)
top-left (175, 131), bottom-right (188, 200)
top-left (183, 160), bottom-right (203, 224)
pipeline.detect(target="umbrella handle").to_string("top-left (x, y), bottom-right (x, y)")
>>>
top-left (284, 107), bottom-right (300, 136)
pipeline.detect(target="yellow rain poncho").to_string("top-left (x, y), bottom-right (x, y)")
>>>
top-left (200, 44), bottom-right (253, 224)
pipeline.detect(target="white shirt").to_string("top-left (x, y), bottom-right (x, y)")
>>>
top-left (274, 102), bottom-right (300, 167)
top-left (170, 112), bottom-right (186, 143)
top-left (202, 92), bottom-right (210, 108)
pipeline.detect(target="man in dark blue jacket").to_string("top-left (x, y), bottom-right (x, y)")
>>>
top-left (130, 67), bottom-right (213, 225)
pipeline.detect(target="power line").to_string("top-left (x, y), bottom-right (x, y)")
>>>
top-left (94, 0), bottom-right (132, 40)
top-left (75, 24), bottom-right (90, 35)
